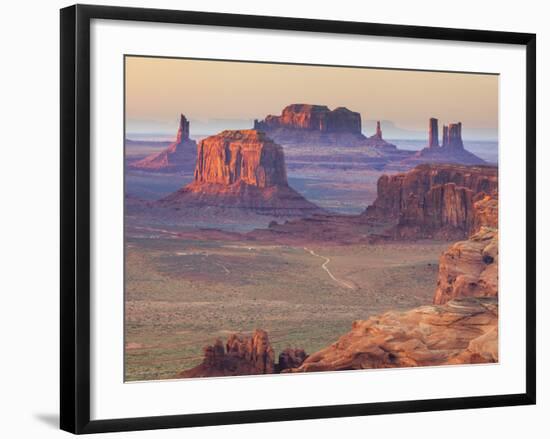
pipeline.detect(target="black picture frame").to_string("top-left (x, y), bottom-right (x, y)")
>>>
top-left (60, 4), bottom-right (536, 434)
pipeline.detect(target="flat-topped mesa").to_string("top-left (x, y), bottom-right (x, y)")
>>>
top-left (254, 104), bottom-right (362, 134)
top-left (252, 104), bottom-right (374, 147)
top-left (365, 163), bottom-right (498, 240)
top-left (428, 117), bottom-right (439, 148)
top-left (192, 129), bottom-right (288, 188)
top-left (160, 130), bottom-right (322, 216)
top-left (129, 113), bottom-right (197, 173)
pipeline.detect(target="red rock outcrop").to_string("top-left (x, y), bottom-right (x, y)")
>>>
top-left (433, 227), bottom-right (498, 305)
top-left (364, 120), bottom-right (397, 149)
top-left (428, 117), bottom-right (439, 148)
top-left (160, 130), bottom-right (322, 216)
top-left (253, 104), bottom-right (372, 147)
top-left (129, 114), bottom-right (197, 172)
top-left (288, 297), bottom-right (498, 373)
top-left (178, 330), bottom-right (308, 378)
top-left (255, 104), bottom-right (362, 133)
top-left (404, 118), bottom-right (485, 165)
top-left (442, 122), bottom-right (464, 149)
top-left (472, 194), bottom-right (498, 233)
top-left (365, 164), bottom-right (498, 239)
top-left (277, 348), bottom-right (308, 371)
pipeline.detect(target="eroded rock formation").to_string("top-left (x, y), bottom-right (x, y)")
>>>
top-left (365, 120), bottom-right (397, 149)
top-left (428, 117), bottom-right (439, 148)
top-left (404, 118), bottom-right (485, 165)
top-left (129, 114), bottom-right (197, 172)
top-left (255, 104), bottom-right (362, 133)
top-left (178, 330), bottom-right (307, 378)
top-left (433, 227), bottom-right (498, 305)
top-left (160, 130), bottom-right (322, 216)
top-left (253, 104), bottom-right (371, 147)
top-left (365, 164), bottom-right (498, 239)
top-left (287, 297), bottom-right (498, 373)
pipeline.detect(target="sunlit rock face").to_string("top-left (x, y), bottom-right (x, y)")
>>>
top-left (433, 227), bottom-right (498, 305)
top-left (160, 130), bottom-right (322, 216)
top-left (287, 297), bottom-right (498, 373)
top-left (365, 164), bottom-right (498, 239)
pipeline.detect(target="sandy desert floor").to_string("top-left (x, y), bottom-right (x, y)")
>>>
top-left (125, 234), bottom-right (449, 381)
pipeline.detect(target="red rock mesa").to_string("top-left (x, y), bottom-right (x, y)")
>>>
top-left (253, 104), bottom-right (395, 149)
top-left (365, 163), bottom-right (498, 239)
top-left (160, 129), bottom-right (322, 216)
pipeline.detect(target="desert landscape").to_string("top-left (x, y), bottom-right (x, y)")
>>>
top-left (124, 57), bottom-right (499, 381)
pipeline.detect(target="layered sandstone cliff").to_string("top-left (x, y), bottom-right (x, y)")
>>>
top-left (129, 114), bottom-right (197, 172)
top-left (255, 104), bottom-right (362, 133)
top-left (178, 330), bottom-right (307, 378)
top-left (288, 297), bottom-right (498, 373)
top-left (433, 227), bottom-right (498, 305)
top-left (160, 130), bottom-right (322, 216)
top-left (365, 164), bottom-right (498, 239)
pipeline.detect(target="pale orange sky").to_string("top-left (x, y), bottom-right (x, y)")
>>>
top-left (125, 56), bottom-right (498, 138)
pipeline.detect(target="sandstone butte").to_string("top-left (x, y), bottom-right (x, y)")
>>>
top-left (254, 103), bottom-right (396, 149)
top-left (159, 129), bottom-right (322, 216)
top-left (129, 114), bottom-right (197, 172)
top-left (365, 163), bottom-right (498, 239)
top-left (178, 330), bottom-right (307, 378)
top-left (403, 117), bottom-right (486, 166)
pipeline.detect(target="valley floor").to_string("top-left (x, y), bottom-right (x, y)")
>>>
top-left (124, 233), bottom-right (449, 381)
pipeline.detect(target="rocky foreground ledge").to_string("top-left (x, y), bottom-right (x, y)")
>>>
top-left (289, 297), bottom-right (497, 373)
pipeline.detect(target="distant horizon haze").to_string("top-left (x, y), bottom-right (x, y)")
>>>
top-left (126, 56), bottom-right (498, 140)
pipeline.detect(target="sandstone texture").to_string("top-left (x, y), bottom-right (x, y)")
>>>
top-left (160, 130), bottom-right (322, 216)
top-left (129, 114), bottom-right (197, 172)
top-left (433, 227), bottom-right (498, 306)
top-left (178, 330), bottom-right (307, 378)
top-left (289, 297), bottom-right (498, 373)
top-left (365, 164), bottom-right (498, 239)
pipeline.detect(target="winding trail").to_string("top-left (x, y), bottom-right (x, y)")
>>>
top-left (303, 247), bottom-right (355, 289)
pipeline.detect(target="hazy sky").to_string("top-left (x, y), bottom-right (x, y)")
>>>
top-left (125, 56), bottom-right (498, 139)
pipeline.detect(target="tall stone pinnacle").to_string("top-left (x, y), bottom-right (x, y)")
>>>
top-left (375, 120), bottom-right (383, 139)
top-left (428, 117), bottom-right (439, 148)
top-left (176, 114), bottom-right (190, 144)
top-left (443, 122), bottom-right (464, 149)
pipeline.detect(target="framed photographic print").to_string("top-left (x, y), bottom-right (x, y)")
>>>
top-left (60, 4), bottom-right (536, 434)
